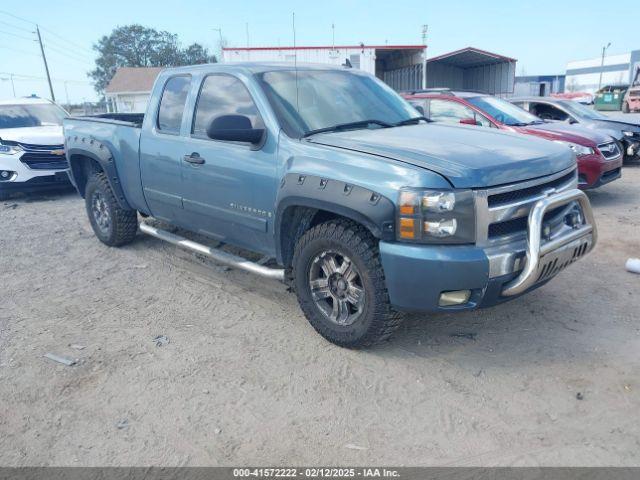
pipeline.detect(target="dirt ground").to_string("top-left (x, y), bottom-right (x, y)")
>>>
top-left (0, 168), bottom-right (639, 467)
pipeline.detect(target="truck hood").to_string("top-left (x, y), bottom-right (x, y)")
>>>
top-left (306, 124), bottom-right (575, 188)
top-left (0, 125), bottom-right (64, 145)
top-left (519, 122), bottom-right (613, 146)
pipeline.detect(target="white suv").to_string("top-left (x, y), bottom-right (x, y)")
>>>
top-left (0, 97), bottom-right (69, 200)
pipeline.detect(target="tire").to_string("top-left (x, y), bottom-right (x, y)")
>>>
top-left (622, 101), bottom-right (630, 114)
top-left (292, 219), bottom-right (403, 348)
top-left (85, 172), bottom-right (138, 246)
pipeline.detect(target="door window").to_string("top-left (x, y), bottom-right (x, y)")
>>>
top-left (530, 102), bottom-right (569, 121)
top-left (428, 99), bottom-right (492, 127)
top-left (192, 74), bottom-right (264, 138)
top-left (157, 75), bottom-right (191, 134)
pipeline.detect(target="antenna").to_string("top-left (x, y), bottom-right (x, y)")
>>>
top-left (331, 23), bottom-right (335, 50)
top-left (421, 24), bottom-right (428, 90)
top-left (293, 12), bottom-right (299, 112)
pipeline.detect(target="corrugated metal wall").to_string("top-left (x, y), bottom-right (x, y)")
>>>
top-left (426, 61), bottom-right (515, 94)
top-left (383, 64), bottom-right (423, 91)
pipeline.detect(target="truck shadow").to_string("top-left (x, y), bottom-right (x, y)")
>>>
top-left (1, 186), bottom-right (77, 204)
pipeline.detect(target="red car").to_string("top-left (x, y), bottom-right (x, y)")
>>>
top-left (402, 90), bottom-right (622, 189)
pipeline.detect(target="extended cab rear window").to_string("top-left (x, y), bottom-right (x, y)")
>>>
top-left (157, 75), bottom-right (191, 134)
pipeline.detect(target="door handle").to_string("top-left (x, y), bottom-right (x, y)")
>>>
top-left (184, 152), bottom-right (205, 165)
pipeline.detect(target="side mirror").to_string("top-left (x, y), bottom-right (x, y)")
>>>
top-left (568, 117), bottom-right (578, 124)
top-left (460, 117), bottom-right (479, 126)
top-left (414, 105), bottom-right (425, 116)
top-left (207, 114), bottom-right (264, 144)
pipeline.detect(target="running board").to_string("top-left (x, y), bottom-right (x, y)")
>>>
top-left (139, 223), bottom-right (285, 281)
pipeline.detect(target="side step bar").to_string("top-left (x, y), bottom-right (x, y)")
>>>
top-left (139, 223), bottom-right (285, 281)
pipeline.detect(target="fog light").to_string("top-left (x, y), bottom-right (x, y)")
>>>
top-left (439, 290), bottom-right (471, 307)
top-left (0, 170), bottom-right (14, 181)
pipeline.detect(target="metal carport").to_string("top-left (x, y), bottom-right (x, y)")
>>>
top-left (426, 47), bottom-right (517, 95)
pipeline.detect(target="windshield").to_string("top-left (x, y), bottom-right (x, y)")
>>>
top-left (259, 69), bottom-right (421, 137)
top-left (559, 100), bottom-right (608, 120)
top-left (467, 96), bottom-right (541, 126)
top-left (0, 103), bottom-right (67, 129)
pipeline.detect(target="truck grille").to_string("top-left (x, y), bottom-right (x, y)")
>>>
top-left (487, 171), bottom-right (575, 207)
top-left (18, 143), bottom-right (67, 170)
top-left (597, 142), bottom-right (621, 160)
top-left (488, 205), bottom-right (566, 239)
top-left (478, 167), bottom-right (578, 245)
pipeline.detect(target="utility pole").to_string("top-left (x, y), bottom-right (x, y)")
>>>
top-left (64, 81), bottom-right (70, 108)
top-left (10, 74), bottom-right (16, 97)
top-left (212, 28), bottom-right (224, 62)
top-left (421, 24), bottom-right (428, 90)
top-left (35, 25), bottom-right (55, 102)
top-left (245, 23), bottom-right (250, 48)
top-left (598, 42), bottom-right (611, 91)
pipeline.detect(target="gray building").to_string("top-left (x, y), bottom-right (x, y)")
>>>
top-left (565, 50), bottom-right (640, 93)
top-left (513, 75), bottom-right (565, 97)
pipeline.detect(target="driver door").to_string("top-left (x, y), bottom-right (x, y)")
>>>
top-left (179, 73), bottom-right (277, 254)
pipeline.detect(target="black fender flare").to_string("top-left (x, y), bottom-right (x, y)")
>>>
top-left (66, 134), bottom-right (132, 210)
top-left (275, 173), bottom-right (396, 265)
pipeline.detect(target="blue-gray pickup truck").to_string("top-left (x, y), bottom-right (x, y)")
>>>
top-left (63, 63), bottom-right (597, 347)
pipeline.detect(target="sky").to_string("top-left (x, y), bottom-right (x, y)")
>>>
top-left (0, 0), bottom-right (637, 103)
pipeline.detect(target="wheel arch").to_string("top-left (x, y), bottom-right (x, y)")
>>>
top-left (275, 174), bottom-right (396, 267)
top-left (66, 137), bottom-right (131, 210)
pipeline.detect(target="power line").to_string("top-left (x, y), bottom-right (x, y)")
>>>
top-left (39, 25), bottom-right (94, 55)
top-left (0, 29), bottom-right (34, 42)
top-left (0, 19), bottom-right (32, 33)
top-left (0, 71), bottom-right (91, 84)
top-left (0, 44), bottom-right (40, 57)
top-left (0, 9), bottom-right (95, 56)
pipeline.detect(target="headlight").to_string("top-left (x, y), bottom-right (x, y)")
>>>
top-left (554, 140), bottom-right (594, 157)
top-left (397, 188), bottom-right (475, 244)
top-left (0, 142), bottom-right (23, 155)
top-left (622, 130), bottom-right (635, 138)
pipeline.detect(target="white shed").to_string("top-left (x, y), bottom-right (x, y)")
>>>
top-left (223, 44), bottom-right (427, 91)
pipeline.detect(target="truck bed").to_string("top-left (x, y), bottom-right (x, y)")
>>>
top-left (63, 114), bottom-right (146, 210)
top-left (67, 112), bottom-right (145, 128)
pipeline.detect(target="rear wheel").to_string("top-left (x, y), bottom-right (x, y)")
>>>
top-left (292, 219), bottom-right (403, 348)
top-left (85, 172), bottom-right (138, 246)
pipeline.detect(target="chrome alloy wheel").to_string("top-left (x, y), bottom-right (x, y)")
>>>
top-left (91, 191), bottom-right (111, 235)
top-left (308, 250), bottom-right (365, 326)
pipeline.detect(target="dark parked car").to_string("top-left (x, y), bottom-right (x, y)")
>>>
top-left (510, 96), bottom-right (640, 163)
top-left (403, 90), bottom-right (622, 189)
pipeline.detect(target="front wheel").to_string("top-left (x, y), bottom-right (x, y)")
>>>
top-left (292, 219), bottom-right (403, 348)
top-left (622, 101), bottom-right (630, 113)
top-left (85, 172), bottom-right (138, 246)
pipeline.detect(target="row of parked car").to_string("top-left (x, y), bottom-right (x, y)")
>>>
top-left (1, 64), bottom-right (638, 347)
top-left (1, 88), bottom-right (638, 201)
top-left (402, 89), bottom-right (640, 190)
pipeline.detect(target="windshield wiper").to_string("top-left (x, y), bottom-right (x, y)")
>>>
top-left (303, 119), bottom-right (392, 137)
top-left (393, 116), bottom-right (431, 126)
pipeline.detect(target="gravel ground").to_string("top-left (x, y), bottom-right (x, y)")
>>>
top-left (0, 168), bottom-right (639, 467)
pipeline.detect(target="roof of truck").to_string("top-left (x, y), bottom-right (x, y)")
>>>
top-left (161, 62), bottom-right (356, 75)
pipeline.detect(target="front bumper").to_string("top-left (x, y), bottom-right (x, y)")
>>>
top-left (380, 188), bottom-right (596, 313)
top-left (0, 152), bottom-right (70, 194)
top-left (577, 152), bottom-right (622, 189)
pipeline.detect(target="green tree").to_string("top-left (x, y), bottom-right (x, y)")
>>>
top-left (90, 25), bottom-right (216, 94)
